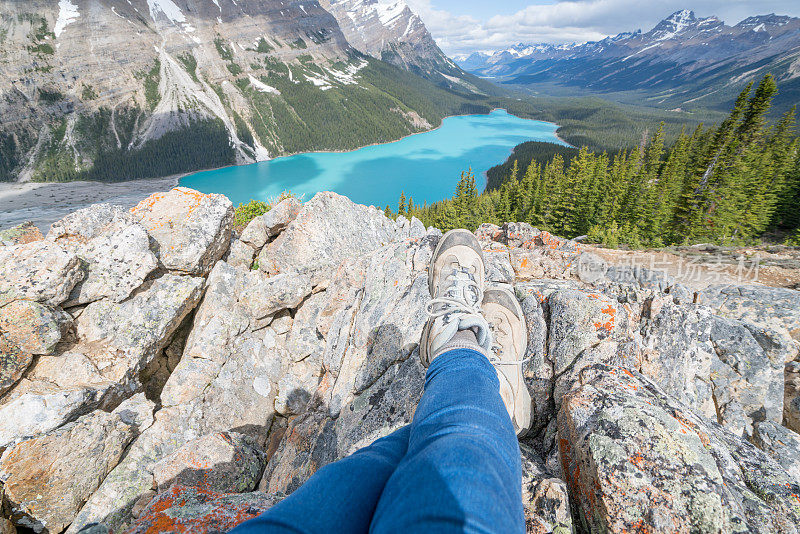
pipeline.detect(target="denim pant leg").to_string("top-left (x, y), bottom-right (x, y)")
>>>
top-left (232, 425), bottom-right (411, 534)
top-left (370, 349), bottom-right (524, 534)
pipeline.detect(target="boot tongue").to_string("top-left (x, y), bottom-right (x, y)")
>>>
top-left (457, 314), bottom-right (493, 354)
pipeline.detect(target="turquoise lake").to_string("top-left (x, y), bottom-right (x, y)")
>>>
top-left (180, 109), bottom-right (567, 208)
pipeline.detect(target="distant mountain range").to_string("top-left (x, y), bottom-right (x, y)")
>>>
top-left (456, 10), bottom-right (800, 113)
top-left (0, 0), bottom-right (482, 182)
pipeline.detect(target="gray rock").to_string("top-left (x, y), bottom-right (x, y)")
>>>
top-left (262, 350), bottom-right (426, 495)
top-left (394, 215), bottom-right (426, 239)
top-left (274, 357), bottom-right (322, 416)
top-left (63, 224), bottom-right (158, 306)
top-left (74, 274), bottom-right (205, 397)
top-left (474, 223), bottom-right (503, 242)
top-left (548, 289), bottom-right (635, 409)
top-left (519, 294), bottom-right (552, 434)
top-left (559, 365), bottom-right (800, 533)
top-left (0, 335), bottom-right (33, 397)
top-left (0, 300), bottom-right (69, 355)
top-left (257, 192), bottom-right (405, 284)
top-left (605, 264), bottom-right (676, 292)
top-left (227, 238), bottom-right (256, 270)
top-left (786, 363), bottom-right (800, 434)
top-left (325, 236), bottom-right (434, 417)
top-left (698, 284), bottom-right (800, 342)
top-left (125, 486), bottom-right (282, 534)
top-left (69, 263), bottom-right (288, 531)
top-left (501, 222), bottom-right (541, 247)
top-left (0, 240), bottom-right (83, 307)
top-left (709, 316), bottom-right (785, 437)
top-left (576, 252), bottom-right (608, 284)
top-left (47, 204), bottom-right (136, 243)
top-left (131, 188), bottom-right (233, 275)
top-left (752, 421), bottom-right (800, 485)
top-left (286, 292), bottom-right (327, 362)
top-left (238, 271), bottom-right (312, 321)
top-left (151, 432), bottom-right (266, 493)
top-left (0, 275), bottom-right (203, 448)
top-left (639, 302), bottom-right (717, 419)
top-left (519, 444), bottom-right (573, 534)
top-left (240, 197), bottom-right (303, 249)
top-left (484, 247), bottom-right (515, 284)
top-left (0, 395), bottom-right (153, 533)
top-left (0, 376), bottom-right (104, 449)
top-left (0, 222), bottom-right (42, 246)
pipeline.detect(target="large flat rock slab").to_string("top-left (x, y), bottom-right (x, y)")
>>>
top-left (131, 188), bottom-right (233, 276)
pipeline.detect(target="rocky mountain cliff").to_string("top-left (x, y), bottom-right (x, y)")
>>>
top-left (0, 0), bottom-right (474, 183)
top-left (318, 0), bottom-right (460, 79)
top-left (458, 9), bottom-right (800, 113)
top-left (1, 188), bottom-right (799, 533)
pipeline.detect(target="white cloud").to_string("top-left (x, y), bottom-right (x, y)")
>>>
top-left (400, 0), bottom-right (800, 55)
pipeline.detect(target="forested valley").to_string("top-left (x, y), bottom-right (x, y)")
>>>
top-left (397, 75), bottom-right (800, 247)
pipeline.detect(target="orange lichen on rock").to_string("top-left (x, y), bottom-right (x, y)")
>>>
top-left (126, 485), bottom-right (279, 534)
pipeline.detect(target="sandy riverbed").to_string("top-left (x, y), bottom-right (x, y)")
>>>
top-left (0, 176), bottom-right (180, 233)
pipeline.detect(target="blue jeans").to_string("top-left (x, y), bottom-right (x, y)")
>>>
top-left (232, 349), bottom-right (524, 534)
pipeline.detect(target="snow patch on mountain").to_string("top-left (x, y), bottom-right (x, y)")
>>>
top-left (376, 1), bottom-right (407, 27)
top-left (248, 75), bottom-right (281, 95)
top-left (54, 0), bottom-right (80, 38)
top-left (147, 0), bottom-right (187, 25)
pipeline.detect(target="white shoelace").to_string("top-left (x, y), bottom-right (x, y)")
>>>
top-left (426, 266), bottom-right (529, 367)
top-left (425, 266), bottom-right (484, 319)
top-left (488, 323), bottom-right (530, 366)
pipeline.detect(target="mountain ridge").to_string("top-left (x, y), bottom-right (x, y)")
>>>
top-left (457, 9), bottom-right (800, 113)
top-left (0, 0), bottom-right (479, 183)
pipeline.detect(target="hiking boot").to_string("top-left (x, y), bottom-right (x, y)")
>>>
top-left (420, 229), bottom-right (491, 367)
top-left (482, 287), bottom-right (532, 436)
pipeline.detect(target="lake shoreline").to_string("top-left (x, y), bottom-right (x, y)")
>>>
top-left (0, 175), bottom-right (181, 233)
top-left (1, 109), bottom-right (566, 231)
top-left (177, 107), bottom-right (567, 183)
top-left (182, 109), bottom-right (567, 208)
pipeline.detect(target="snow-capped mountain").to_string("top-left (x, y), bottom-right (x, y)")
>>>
top-left (319, 0), bottom-right (457, 77)
top-left (457, 10), bottom-right (800, 112)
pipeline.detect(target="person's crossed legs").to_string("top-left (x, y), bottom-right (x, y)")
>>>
top-left (232, 229), bottom-right (530, 534)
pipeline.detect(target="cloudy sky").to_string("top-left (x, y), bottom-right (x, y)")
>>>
top-left (397, 0), bottom-right (800, 55)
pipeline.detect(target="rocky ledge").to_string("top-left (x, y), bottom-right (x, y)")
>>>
top-left (1, 188), bottom-right (799, 533)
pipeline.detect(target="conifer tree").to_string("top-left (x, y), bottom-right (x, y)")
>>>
top-left (398, 192), bottom-right (407, 216)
